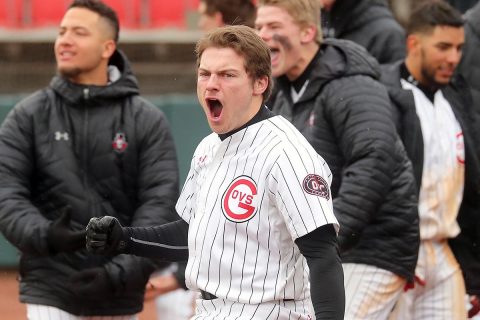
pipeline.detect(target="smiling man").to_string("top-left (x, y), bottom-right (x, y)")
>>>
top-left (85, 25), bottom-right (345, 319)
top-left (380, 2), bottom-right (480, 319)
top-left (0, 1), bottom-right (180, 319)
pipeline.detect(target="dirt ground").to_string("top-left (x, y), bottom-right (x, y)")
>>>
top-left (0, 269), bottom-right (158, 320)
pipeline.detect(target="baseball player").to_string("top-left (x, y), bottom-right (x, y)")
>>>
top-left (379, 2), bottom-right (480, 319)
top-left (86, 25), bottom-right (345, 319)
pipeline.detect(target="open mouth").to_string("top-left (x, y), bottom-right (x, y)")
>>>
top-left (270, 47), bottom-right (280, 62)
top-left (206, 98), bottom-right (223, 118)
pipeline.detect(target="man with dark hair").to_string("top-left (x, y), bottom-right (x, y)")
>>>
top-left (197, 0), bottom-right (256, 31)
top-left (320, 0), bottom-right (406, 64)
top-left (85, 25), bottom-right (345, 320)
top-left (0, 0), bottom-right (179, 319)
top-left (256, 0), bottom-right (419, 318)
top-left (380, 1), bottom-right (480, 318)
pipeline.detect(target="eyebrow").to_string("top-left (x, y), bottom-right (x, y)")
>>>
top-left (198, 67), bottom-right (241, 73)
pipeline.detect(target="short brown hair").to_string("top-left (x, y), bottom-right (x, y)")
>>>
top-left (258, 0), bottom-right (322, 43)
top-left (407, 0), bottom-right (464, 36)
top-left (196, 25), bottom-right (273, 102)
top-left (202, 0), bottom-right (256, 28)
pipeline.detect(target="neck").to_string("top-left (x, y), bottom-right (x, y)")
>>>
top-left (404, 57), bottom-right (424, 86)
top-left (287, 42), bottom-right (320, 81)
top-left (69, 62), bottom-right (110, 86)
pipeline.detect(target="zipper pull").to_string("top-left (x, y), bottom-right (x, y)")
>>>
top-left (83, 88), bottom-right (89, 100)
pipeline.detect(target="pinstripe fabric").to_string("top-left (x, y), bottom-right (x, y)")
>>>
top-left (388, 241), bottom-right (467, 320)
top-left (192, 297), bottom-right (313, 319)
top-left (176, 115), bottom-right (338, 318)
top-left (389, 81), bottom-right (467, 319)
top-left (26, 304), bottom-right (137, 320)
top-left (343, 263), bottom-right (405, 320)
top-left (401, 80), bottom-right (464, 241)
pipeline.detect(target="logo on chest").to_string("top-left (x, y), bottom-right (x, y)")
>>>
top-left (112, 132), bottom-right (128, 153)
top-left (222, 176), bottom-right (258, 223)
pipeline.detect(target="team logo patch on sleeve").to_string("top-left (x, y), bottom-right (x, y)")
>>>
top-left (222, 176), bottom-right (258, 223)
top-left (303, 174), bottom-right (330, 200)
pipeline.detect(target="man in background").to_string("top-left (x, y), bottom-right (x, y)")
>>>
top-left (452, 3), bottom-right (480, 316)
top-left (380, 1), bottom-right (480, 318)
top-left (256, 0), bottom-right (419, 318)
top-left (198, 0), bottom-right (256, 31)
top-left (320, 0), bottom-right (406, 64)
top-left (0, 0), bottom-right (179, 319)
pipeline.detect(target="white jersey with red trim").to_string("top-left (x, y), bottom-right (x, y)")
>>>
top-left (176, 115), bottom-right (338, 306)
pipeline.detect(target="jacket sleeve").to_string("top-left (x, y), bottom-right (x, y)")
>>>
top-left (107, 97), bottom-right (181, 293)
top-left (0, 93), bottom-right (53, 255)
top-left (323, 76), bottom-right (399, 251)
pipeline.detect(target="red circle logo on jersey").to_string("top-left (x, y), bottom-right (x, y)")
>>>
top-left (222, 176), bottom-right (258, 223)
top-left (303, 174), bottom-right (330, 200)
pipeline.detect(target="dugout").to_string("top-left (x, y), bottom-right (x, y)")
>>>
top-left (0, 94), bottom-right (210, 267)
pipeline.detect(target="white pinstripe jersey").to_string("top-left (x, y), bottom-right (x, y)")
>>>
top-left (401, 80), bottom-right (464, 241)
top-left (176, 115), bottom-right (339, 305)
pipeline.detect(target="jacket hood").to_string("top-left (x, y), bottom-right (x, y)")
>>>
top-left (309, 38), bottom-right (379, 88)
top-left (49, 49), bottom-right (139, 105)
top-left (325, 0), bottom-right (393, 37)
top-left (465, 2), bottom-right (480, 36)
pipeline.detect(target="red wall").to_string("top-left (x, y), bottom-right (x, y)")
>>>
top-left (0, 0), bottom-right (200, 29)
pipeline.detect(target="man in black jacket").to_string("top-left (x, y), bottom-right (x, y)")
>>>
top-left (0, 0), bottom-right (180, 319)
top-left (255, 0), bottom-right (419, 318)
top-left (454, 4), bottom-right (480, 315)
top-left (380, 2), bottom-right (480, 318)
top-left (320, 0), bottom-right (406, 64)
top-left (457, 2), bottom-right (480, 117)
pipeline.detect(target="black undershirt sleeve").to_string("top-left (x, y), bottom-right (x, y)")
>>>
top-left (122, 219), bottom-right (189, 262)
top-left (295, 224), bottom-right (345, 320)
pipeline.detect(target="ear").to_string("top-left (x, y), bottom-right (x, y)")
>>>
top-left (406, 34), bottom-right (420, 56)
top-left (102, 39), bottom-right (116, 60)
top-left (253, 76), bottom-right (268, 96)
top-left (300, 24), bottom-right (317, 44)
top-left (214, 11), bottom-right (224, 27)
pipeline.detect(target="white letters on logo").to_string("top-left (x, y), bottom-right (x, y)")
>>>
top-left (54, 131), bottom-right (69, 141)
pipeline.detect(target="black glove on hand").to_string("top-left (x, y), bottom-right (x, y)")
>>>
top-left (86, 216), bottom-right (128, 255)
top-left (47, 206), bottom-right (86, 253)
top-left (70, 267), bottom-right (113, 298)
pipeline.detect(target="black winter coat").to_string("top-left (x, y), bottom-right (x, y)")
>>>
top-left (0, 50), bottom-right (180, 315)
top-left (271, 39), bottom-right (419, 281)
top-left (322, 0), bottom-right (405, 64)
top-left (458, 3), bottom-right (480, 118)
top-left (380, 60), bottom-right (480, 295)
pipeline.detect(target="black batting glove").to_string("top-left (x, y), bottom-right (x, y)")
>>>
top-left (70, 267), bottom-right (114, 299)
top-left (47, 206), bottom-right (86, 254)
top-left (86, 216), bottom-right (129, 255)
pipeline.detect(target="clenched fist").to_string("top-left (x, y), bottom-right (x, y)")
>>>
top-left (85, 216), bottom-right (128, 255)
